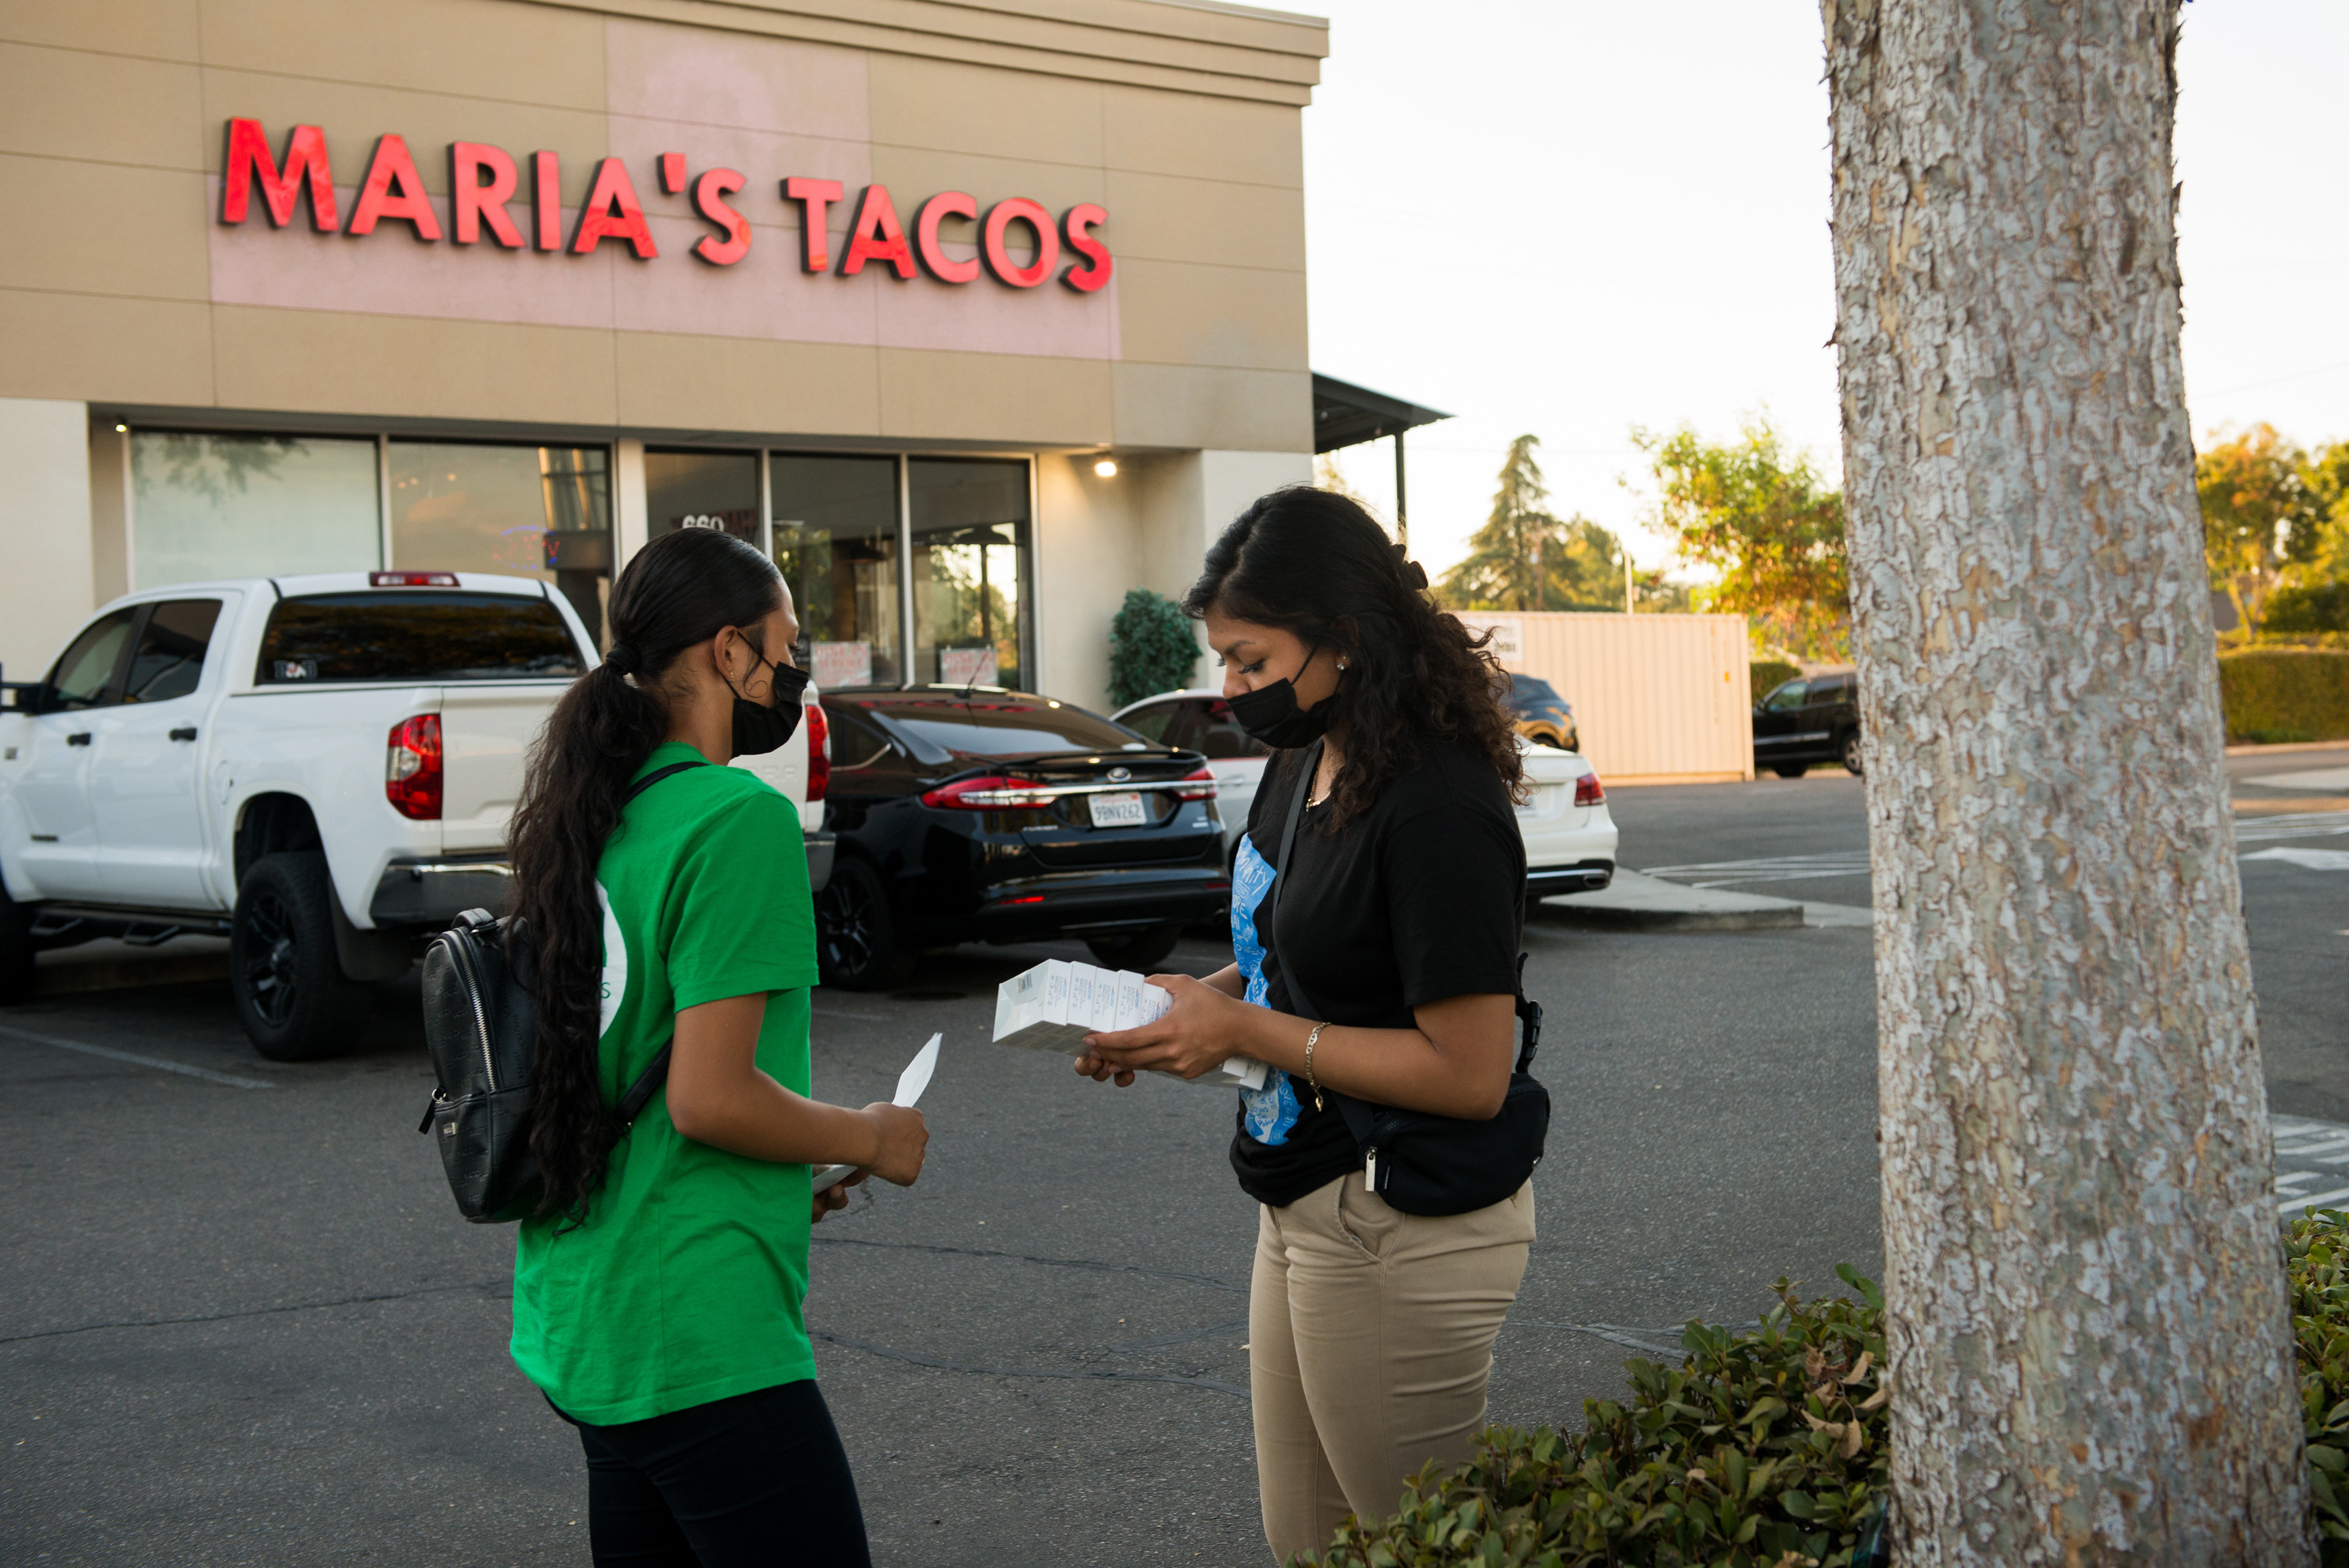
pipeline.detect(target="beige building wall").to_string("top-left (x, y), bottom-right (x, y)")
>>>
top-left (0, 0), bottom-right (1320, 451)
top-left (0, 0), bottom-right (1324, 692)
top-left (1461, 611), bottom-right (1759, 785)
top-left (0, 399), bottom-right (98, 680)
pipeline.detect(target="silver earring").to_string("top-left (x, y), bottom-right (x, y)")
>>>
top-left (1338, 659), bottom-right (1349, 670)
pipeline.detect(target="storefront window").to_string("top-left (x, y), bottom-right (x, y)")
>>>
top-left (771, 454), bottom-right (900, 689)
top-left (911, 458), bottom-right (1029, 693)
top-left (389, 442), bottom-right (611, 643)
top-left (130, 432), bottom-right (379, 589)
top-left (647, 450), bottom-right (761, 546)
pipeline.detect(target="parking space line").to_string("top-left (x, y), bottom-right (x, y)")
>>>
top-left (0, 1024), bottom-right (276, 1090)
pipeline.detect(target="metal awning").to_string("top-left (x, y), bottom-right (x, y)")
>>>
top-left (1309, 373), bottom-right (1451, 544)
top-left (1312, 373), bottom-right (1450, 454)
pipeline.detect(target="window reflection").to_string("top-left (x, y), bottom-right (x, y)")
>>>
top-left (771, 455), bottom-right (902, 689)
top-left (389, 443), bottom-right (611, 644)
top-left (647, 450), bottom-right (761, 546)
top-left (911, 458), bottom-right (1029, 692)
top-left (130, 433), bottom-right (379, 588)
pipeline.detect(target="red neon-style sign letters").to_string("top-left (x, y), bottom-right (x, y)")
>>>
top-left (217, 120), bottom-right (1110, 292)
top-left (221, 119), bottom-right (340, 232)
top-left (451, 143), bottom-right (523, 247)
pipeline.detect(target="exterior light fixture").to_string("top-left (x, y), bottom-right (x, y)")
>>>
top-left (115, 423), bottom-right (128, 433)
top-left (1093, 458), bottom-right (1118, 478)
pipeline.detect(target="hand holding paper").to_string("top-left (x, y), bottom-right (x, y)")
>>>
top-left (992, 959), bottom-right (1267, 1090)
top-left (814, 1033), bottom-right (941, 1194)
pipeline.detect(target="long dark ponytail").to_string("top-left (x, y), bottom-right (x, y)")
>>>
top-left (510, 527), bottom-right (784, 1221)
top-left (1183, 486), bottom-right (1526, 829)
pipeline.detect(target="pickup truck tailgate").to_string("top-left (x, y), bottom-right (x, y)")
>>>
top-left (440, 684), bottom-right (565, 852)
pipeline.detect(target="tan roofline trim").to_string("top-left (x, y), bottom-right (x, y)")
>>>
top-left (514, 0), bottom-right (1327, 104)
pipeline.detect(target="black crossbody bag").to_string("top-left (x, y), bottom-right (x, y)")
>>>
top-left (418, 758), bottom-right (706, 1223)
top-left (1262, 740), bottom-right (1549, 1217)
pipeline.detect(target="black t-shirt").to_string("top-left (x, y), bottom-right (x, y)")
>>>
top-left (1228, 738), bottom-right (1527, 1207)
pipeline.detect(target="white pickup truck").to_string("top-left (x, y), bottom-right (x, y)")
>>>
top-left (0, 571), bottom-right (831, 1060)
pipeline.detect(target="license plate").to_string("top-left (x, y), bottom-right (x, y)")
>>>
top-left (1088, 791), bottom-right (1148, 828)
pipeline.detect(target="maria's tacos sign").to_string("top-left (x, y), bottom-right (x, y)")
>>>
top-left (217, 118), bottom-right (1113, 294)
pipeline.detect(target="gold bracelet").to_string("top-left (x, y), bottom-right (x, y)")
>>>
top-left (1302, 1021), bottom-right (1330, 1112)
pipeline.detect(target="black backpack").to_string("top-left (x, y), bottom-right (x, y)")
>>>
top-left (417, 760), bottom-right (703, 1222)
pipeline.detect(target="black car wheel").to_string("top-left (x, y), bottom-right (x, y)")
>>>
top-left (1772, 763), bottom-right (1809, 779)
top-left (815, 859), bottom-right (916, 990)
top-left (230, 852), bottom-right (371, 1061)
top-left (1085, 922), bottom-right (1182, 970)
top-left (0, 875), bottom-right (35, 1005)
top-left (1839, 731), bottom-right (1865, 777)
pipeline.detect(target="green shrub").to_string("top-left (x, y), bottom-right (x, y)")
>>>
top-left (1303, 1221), bottom-right (2349, 1568)
top-left (1107, 589), bottom-right (1201, 709)
top-left (1308, 1268), bottom-right (1891, 1568)
top-left (2267, 582), bottom-right (2349, 635)
top-left (2219, 648), bottom-right (2349, 744)
top-left (2291, 1209), bottom-right (2349, 1558)
top-left (1751, 661), bottom-right (1800, 704)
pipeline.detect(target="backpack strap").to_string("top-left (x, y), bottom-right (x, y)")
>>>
top-left (601, 758), bottom-right (705, 1126)
top-left (623, 758), bottom-right (707, 804)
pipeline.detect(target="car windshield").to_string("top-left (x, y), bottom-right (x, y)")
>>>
top-left (258, 593), bottom-right (585, 683)
top-left (857, 694), bottom-right (1145, 758)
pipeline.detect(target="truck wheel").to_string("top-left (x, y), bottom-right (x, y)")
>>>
top-left (1085, 923), bottom-right (1181, 970)
top-left (231, 852), bottom-right (372, 1061)
top-left (1839, 731), bottom-right (1865, 777)
top-left (0, 876), bottom-right (35, 1005)
top-left (815, 860), bottom-right (915, 991)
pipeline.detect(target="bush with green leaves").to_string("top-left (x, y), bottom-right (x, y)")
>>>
top-left (1304, 1217), bottom-right (2349, 1568)
top-left (1308, 1267), bottom-right (1891, 1568)
top-left (1750, 661), bottom-right (1800, 704)
top-left (2219, 647), bottom-right (2349, 743)
top-left (2266, 582), bottom-right (2349, 636)
top-left (1108, 589), bottom-right (1201, 709)
top-left (2290, 1208), bottom-right (2349, 1559)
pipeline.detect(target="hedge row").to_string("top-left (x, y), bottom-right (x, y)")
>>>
top-left (2220, 648), bottom-right (2349, 745)
top-left (2268, 582), bottom-right (2349, 635)
top-left (1307, 1211), bottom-right (2349, 1567)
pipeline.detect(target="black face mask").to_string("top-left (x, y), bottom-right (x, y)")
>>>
top-left (728, 645), bottom-right (811, 759)
top-left (1228, 645), bottom-right (1340, 749)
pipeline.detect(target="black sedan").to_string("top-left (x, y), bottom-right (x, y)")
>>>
top-left (812, 686), bottom-right (1230, 989)
top-left (1752, 672), bottom-right (1863, 778)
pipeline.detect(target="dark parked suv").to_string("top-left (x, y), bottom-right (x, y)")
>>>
top-left (1752, 672), bottom-right (1863, 778)
top-left (813, 687), bottom-right (1229, 988)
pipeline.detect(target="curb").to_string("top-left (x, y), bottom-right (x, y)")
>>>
top-left (1535, 869), bottom-right (1807, 933)
top-left (1535, 899), bottom-right (1806, 933)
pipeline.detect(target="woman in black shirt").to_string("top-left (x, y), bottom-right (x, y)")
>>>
top-left (1077, 486), bottom-right (1535, 1564)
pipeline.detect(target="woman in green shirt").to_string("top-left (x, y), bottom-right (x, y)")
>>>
top-left (506, 527), bottom-right (927, 1567)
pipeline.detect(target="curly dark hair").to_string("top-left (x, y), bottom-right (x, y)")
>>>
top-left (508, 527), bottom-right (784, 1223)
top-left (1182, 486), bottom-right (1525, 829)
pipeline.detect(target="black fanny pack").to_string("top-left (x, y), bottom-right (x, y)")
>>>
top-left (1264, 741), bottom-right (1550, 1218)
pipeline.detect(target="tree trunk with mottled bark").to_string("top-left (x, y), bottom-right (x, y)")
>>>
top-left (1820, 1), bottom-right (2312, 1561)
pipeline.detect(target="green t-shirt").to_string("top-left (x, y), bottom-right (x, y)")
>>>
top-left (509, 742), bottom-right (822, 1425)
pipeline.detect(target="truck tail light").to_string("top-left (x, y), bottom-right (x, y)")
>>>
top-left (387, 715), bottom-right (443, 820)
top-left (1573, 770), bottom-right (1605, 808)
top-left (1172, 767), bottom-right (1219, 801)
top-left (804, 702), bottom-right (829, 803)
top-left (921, 776), bottom-right (1051, 809)
top-left (369, 570), bottom-right (459, 587)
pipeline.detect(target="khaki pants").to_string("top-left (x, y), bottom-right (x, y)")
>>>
top-left (1249, 1173), bottom-right (1535, 1564)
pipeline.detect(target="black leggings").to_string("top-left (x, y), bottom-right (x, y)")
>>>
top-left (573, 1380), bottom-right (872, 1567)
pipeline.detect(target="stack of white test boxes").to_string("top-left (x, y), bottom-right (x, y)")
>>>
top-left (992, 959), bottom-right (1269, 1091)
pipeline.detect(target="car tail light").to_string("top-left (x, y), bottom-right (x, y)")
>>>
top-left (369, 570), bottom-right (459, 587)
top-left (386, 715), bottom-right (443, 819)
top-left (804, 703), bottom-right (829, 803)
top-left (921, 776), bottom-right (1054, 809)
top-left (1573, 770), bottom-right (1605, 807)
top-left (1172, 766), bottom-right (1219, 801)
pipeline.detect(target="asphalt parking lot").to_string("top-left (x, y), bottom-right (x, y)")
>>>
top-left (4, 751), bottom-right (2343, 1567)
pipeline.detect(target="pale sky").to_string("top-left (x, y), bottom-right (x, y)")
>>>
top-left (1301, 1), bottom-right (2349, 583)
